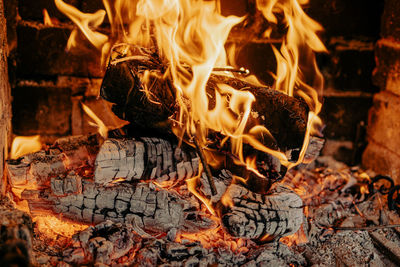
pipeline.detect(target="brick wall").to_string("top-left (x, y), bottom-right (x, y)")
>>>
top-left (4, 0), bottom-right (384, 163)
top-left (362, 0), bottom-right (400, 181)
top-left (0, 0), bottom-right (12, 191)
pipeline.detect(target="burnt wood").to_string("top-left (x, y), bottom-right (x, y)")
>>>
top-left (220, 183), bottom-right (303, 240)
top-left (100, 45), bottom-right (309, 152)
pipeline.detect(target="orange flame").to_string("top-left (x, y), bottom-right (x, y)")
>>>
top-left (56, 0), bottom-right (325, 193)
top-left (43, 9), bottom-right (54, 26)
top-left (81, 103), bottom-right (108, 138)
top-left (10, 135), bottom-right (42, 159)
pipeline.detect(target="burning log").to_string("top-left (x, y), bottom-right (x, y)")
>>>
top-left (100, 45), bottom-right (311, 153)
top-left (220, 184), bottom-right (303, 240)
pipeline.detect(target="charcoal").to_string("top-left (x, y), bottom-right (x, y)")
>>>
top-left (220, 184), bottom-right (303, 240)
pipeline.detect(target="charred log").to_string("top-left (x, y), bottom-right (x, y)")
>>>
top-left (220, 183), bottom-right (303, 240)
top-left (94, 137), bottom-right (199, 186)
top-left (17, 172), bottom-right (214, 234)
top-left (6, 134), bottom-right (101, 189)
top-left (100, 45), bottom-right (309, 152)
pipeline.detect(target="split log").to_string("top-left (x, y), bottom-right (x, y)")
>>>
top-left (19, 174), bottom-right (214, 234)
top-left (100, 45), bottom-right (310, 153)
top-left (0, 197), bottom-right (33, 267)
top-left (220, 183), bottom-right (303, 240)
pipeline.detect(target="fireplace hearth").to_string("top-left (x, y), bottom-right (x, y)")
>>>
top-left (3, 0), bottom-right (400, 266)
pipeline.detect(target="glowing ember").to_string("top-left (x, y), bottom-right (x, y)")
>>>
top-left (33, 215), bottom-right (88, 239)
top-left (55, 0), bottom-right (325, 174)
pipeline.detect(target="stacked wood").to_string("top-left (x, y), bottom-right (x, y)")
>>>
top-left (0, 0), bottom-right (12, 194)
top-left (220, 183), bottom-right (303, 240)
top-left (99, 45), bottom-right (319, 184)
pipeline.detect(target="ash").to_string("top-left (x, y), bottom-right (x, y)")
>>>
top-left (4, 152), bottom-right (400, 266)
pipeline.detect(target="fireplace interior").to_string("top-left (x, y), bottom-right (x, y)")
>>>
top-left (2, 0), bottom-right (400, 266)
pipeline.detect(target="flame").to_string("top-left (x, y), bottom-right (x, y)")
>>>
top-left (56, 0), bottom-right (325, 198)
top-left (43, 9), bottom-right (54, 26)
top-left (10, 135), bottom-right (42, 159)
top-left (81, 103), bottom-right (108, 138)
top-left (186, 173), bottom-right (216, 216)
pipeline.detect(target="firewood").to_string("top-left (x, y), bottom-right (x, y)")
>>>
top-left (94, 137), bottom-right (199, 186)
top-left (19, 173), bottom-right (214, 234)
top-left (220, 183), bottom-right (303, 240)
top-left (100, 45), bottom-right (310, 152)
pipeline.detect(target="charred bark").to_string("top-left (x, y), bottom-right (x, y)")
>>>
top-left (94, 137), bottom-right (199, 186)
top-left (18, 174), bottom-right (214, 234)
top-left (220, 183), bottom-right (303, 240)
top-left (100, 45), bottom-right (309, 152)
top-left (6, 134), bottom-right (100, 189)
top-left (62, 220), bottom-right (306, 266)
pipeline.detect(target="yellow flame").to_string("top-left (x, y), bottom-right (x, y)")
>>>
top-left (34, 215), bottom-right (88, 238)
top-left (186, 174), bottom-right (216, 216)
top-left (10, 135), bottom-right (42, 159)
top-left (56, 0), bottom-right (326, 192)
top-left (81, 103), bottom-right (108, 138)
top-left (43, 9), bottom-right (54, 26)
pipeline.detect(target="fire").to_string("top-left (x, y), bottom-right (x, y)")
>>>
top-left (10, 135), bottom-right (42, 159)
top-left (33, 215), bottom-right (88, 239)
top-left (43, 9), bottom-right (54, 26)
top-left (52, 0), bottom-right (327, 244)
top-left (55, 0), bottom-right (325, 174)
top-left (81, 103), bottom-right (108, 138)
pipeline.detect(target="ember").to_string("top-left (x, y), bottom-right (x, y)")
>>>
top-left (1, 0), bottom-right (399, 266)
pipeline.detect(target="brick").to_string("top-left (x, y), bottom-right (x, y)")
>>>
top-left (0, 0), bottom-right (12, 189)
top-left (322, 37), bottom-right (377, 92)
top-left (18, 0), bottom-right (80, 22)
top-left (319, 95), bottom-right (372, 140)
top-left (380, 0), bottom-right (400, 41)
top-left (373, 39), bottom-right (400, 93)
top-left (366, 91), bottom-right (400, 152)
top-left (306, 0), bottom-right (384, 38)
top-left (16, 23), bottom-right (103, 78)
top-left (362, 140), bottom-right (400, 184)
top-left (12, 86), bottom-right (72, 135)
